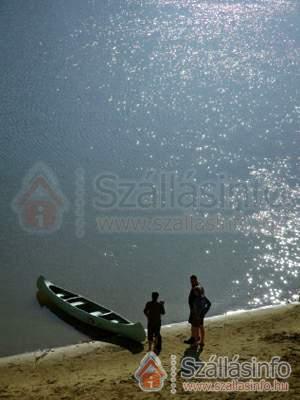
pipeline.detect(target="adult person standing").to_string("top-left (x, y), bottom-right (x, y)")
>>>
top-left (190, 286), bottom-right (211, 350)
top-left (184, 275), bottom-right (204, 345)
top-left (144, 292), bottom-right (165, 355)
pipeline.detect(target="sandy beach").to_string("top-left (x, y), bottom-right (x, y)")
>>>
top-left (1, 303), bottom-right (299, 399)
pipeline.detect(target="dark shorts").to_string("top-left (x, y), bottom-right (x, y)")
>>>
top-left (189, 312), bottom-right (204, 327)
top-left (147, 323), bottom-right (161, 341)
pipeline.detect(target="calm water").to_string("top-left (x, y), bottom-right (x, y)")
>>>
top-left (0, 0), bottom-right (299, 356)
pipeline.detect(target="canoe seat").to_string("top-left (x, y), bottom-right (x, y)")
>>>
top-left (66, 296), bottom-right (81, 302)
top-left (90, 311), bottom-right (103, 317)
top-left (90, 311), bottom-right (111, 317)
top-left (70, 301), bottom-right (85, 307)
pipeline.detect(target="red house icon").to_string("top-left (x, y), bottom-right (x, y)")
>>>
top-left (12, 162), bottom-right (68, 233)
top-left (135, 352), bottom-right (167, 392)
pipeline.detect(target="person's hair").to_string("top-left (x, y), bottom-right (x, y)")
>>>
top-left (152, 292), bottom-right (159, 301)
top-left (190, 275), bottom-right (198, 280)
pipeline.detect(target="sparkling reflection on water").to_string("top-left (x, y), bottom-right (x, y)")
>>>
top-left (61, 0), bottom-right (299, 307)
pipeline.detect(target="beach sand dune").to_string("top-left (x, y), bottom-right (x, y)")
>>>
top-left (0, 304), bottom-right (299, 399)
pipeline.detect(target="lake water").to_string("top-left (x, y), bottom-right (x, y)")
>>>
top-left (0, 0), bottom-right (299, 357)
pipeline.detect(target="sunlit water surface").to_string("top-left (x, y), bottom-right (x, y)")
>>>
top-left (0, 0), bottom-right (299, 356)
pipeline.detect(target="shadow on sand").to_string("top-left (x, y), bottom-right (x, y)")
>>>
top-left (179, 345), bottom-right (203, 376)
top-left (36, 292), bottom-right (144, 354)
top-left (182, 345), bottom-right (203, 362)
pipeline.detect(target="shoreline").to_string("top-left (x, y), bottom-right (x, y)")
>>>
top-left (0, 302), bottom-right (296, 365)
top-left (1, 302), bottom-right (299, 399)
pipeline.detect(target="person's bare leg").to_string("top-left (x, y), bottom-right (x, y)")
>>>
top-left (154, 334), bottom-right (162, 354)
top-left (197, 327), bottom-right (201, 343)
top-left (148, 340), bottom-right (153, 352)
top-left (184, 326), bottom-right (195, 344)
top-left (192, 326), bottom-right (198, 340)
top-left (199, 325), bottom-right (205, 345)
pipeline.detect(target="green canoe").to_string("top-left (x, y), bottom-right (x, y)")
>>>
top-left (37, 276), bottom-right (146, 343)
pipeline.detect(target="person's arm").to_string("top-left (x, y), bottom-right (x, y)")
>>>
top-left (144, 302), bottom-right (150, 317)
top-left (205, 297), bottom-right (211, 312)
top-left (160, 302), bottom-right (165, 315)
top-left (201, 297), bottom-right (211, 315)
top-left (188, 290), bottom-right (193, 309)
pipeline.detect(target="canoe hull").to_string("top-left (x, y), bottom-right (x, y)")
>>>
top-left (37, 276), bottom-right (146, 343)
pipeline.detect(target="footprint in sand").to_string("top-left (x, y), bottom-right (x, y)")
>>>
top-left (46, 379), bottom-right (57, 385)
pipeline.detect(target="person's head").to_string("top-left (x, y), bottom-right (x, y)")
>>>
top-left (190, 275), bottom-right (199, 288)
top-left (152, 292), bottom-right (159, 302)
